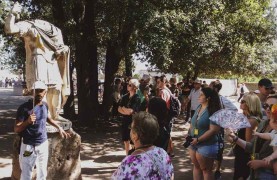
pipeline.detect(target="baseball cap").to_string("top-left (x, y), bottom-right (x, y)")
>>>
top-left (129, 79), bottom-right (139, 88)
top-left (32, 81), bottom-right (47, 90)
top-left (258, 78), bottom-right (273, 88)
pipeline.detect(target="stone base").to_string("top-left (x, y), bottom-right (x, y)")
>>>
top-left (46, 118), bottom-right (72, 132)
top-left (11, 128), bottom-right (82, 180)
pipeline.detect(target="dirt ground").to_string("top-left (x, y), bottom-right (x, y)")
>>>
top-left (0, 88), bottom-right (235, 179)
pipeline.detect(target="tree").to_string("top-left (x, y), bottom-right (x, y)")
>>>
top-left (136, 0), bottom-right (276, 79)
top-left (1, 0), bottom-right (276, 127)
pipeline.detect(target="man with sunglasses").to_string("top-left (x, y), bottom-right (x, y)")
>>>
top-left (15, 81), bottom-right (69, 180)
top-left (257, 78), bottom-right (274, 120)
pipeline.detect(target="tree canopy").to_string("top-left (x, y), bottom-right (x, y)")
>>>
top-left (0, 0), bottom-right (276, 125)
top-left (136, 0), bottom-right (277, 78)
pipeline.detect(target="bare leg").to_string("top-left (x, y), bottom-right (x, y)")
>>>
top-left (167, 138), bottom-right (174, 156)
top-left (196, 152), bottom-right (214, 180)
top-left (188, 148), bottom-right (203, 180)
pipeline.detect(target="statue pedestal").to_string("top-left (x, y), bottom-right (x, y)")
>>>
top-left (46, 118), bottom-right (72, 132)
top-left (11, 128), bottom-right (82, 180)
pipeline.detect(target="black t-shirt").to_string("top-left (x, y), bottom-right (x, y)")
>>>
top-left (119, 93), bottom-right (141, 120)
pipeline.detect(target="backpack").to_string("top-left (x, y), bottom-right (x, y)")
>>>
top-left (168, 92), bottom-right (181, 117)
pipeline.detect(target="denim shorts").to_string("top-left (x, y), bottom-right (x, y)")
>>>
top-left (189, 143), bottom-right (218, 159)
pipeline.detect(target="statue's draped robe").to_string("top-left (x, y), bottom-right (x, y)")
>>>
top-left (16, 20), bottom-right (70, 104)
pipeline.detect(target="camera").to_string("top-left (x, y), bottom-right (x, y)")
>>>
top-left (183, 135), bottom-right (193, 148)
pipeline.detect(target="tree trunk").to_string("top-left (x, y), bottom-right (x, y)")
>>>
top-left (74, 0), bottom-right (99, 126)
top-left (100, 0), bottom-right (140, 120)
top-left (51, 0), bottom-right (76, 120)
top-left (186, 71), bottom-right (191, 82)
top-left (63, 62), bottom-right (77, 120)
top-left (193, 67), bottom-right (199, 80)
top-left (102, 42), bottom-right (121, 120)
top-left (124, 54), bottom-right (133, 77)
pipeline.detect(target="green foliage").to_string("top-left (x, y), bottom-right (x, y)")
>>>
top-left (0, 1), bottom-right (25, 73)
top-left (1, 0), bottom-right (276, 80)
top-left (133, 73), bottom-right (140, 79)
top-left (136, 0), bottom-right (276, 79)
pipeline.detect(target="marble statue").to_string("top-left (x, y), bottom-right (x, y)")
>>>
top-left (5, 2), bottom-right (71, 120)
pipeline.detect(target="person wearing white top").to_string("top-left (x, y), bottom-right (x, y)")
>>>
top-left (188, 79), bottom-right (202, 118)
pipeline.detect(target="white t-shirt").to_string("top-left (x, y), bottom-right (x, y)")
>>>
top-left (188, 88), bottom-right (201, 111)
top-left (269, 130), bottom-right (277, 147)
top-left (159, 88), bottom-right (171, 109)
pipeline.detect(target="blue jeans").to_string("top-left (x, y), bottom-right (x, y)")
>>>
top-left (189, 143), bottom-right (218, 159)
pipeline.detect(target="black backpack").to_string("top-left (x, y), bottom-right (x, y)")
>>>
top-left (165, 89), bottom-right (181, 117)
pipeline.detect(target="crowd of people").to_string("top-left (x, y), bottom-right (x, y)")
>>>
top-left (0, 77), bottom-right (22, 88)
top-left (111, 75), bottom-right (277, 180)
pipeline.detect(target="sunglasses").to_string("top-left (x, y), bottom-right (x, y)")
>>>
top-left (128, 84), bottom-right (133, 87)
top-left (262, 103), bottom-right (273, 111)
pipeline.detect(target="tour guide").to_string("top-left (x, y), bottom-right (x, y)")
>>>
top-left (15, 81), bottom-right (70, 180)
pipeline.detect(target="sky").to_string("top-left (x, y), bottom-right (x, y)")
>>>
top-left (133, 59), bottom-right (148, 74)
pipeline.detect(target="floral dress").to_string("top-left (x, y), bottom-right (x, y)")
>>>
top-left (112, 147), bottom-right (174, 179)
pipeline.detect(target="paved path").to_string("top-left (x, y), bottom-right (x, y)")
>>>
top-left (0, 88), bottom-right (235, 179)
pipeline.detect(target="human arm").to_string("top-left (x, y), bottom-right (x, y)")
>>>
top-left (47, 116), bottom-right (70, 138)
top-left (119, 106), bottom-right (133, 115)
top-left (227, 131), bottom-right (247, 149)
top-left (117, 96), bottom-right (129, 115)
top-left (263, 150), bottom-right (277, 165)
top-left (184, 124), bottom-right (192, 139)
top-left (245, 117), bottom-right (259, 142)
top-left (14, 113), bottom-right (36, 133)
top-left (191, 124), bottom-right (220, 145)
top-left (118, 106), bottom-right (127, 115)
top-left (247, 160), bottom-right (272, 170)
top-left (120, 96), bottom-right (140, 115)
top-left (253, 132), bottom-right (272, 141)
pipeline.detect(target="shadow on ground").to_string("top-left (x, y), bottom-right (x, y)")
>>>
top-left (0, 90), bottom-right (234, 179)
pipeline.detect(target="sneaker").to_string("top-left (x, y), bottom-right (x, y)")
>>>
top-left (214, 170), bottom-right (221, 180)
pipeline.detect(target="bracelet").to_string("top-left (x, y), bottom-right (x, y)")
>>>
top-left (233, 136), bottom-right (239, 143)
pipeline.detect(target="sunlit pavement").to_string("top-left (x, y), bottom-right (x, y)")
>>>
top-left (0, 88), bottom-right (235, 179)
